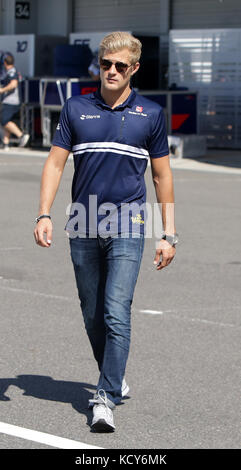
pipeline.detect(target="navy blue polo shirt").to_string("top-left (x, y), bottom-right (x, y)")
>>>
top-left (52, 88), bottom-right (169, 237)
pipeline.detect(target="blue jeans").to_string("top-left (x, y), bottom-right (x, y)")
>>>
top-left (69, 233), bottom-right (145, 409)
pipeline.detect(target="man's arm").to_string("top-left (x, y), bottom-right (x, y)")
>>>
top-left (151, 154), bottom-right (176, 270)
top-left (34, 145), bottom-right (70, 247)
top-left (0, 79), bottom-right (18, 94)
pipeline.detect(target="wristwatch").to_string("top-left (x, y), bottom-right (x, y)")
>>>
top-left (35, 214), bottom-right (51, 223)
top-left (161, 233), bottom-right (179, 247)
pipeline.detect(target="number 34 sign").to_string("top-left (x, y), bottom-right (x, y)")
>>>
top-left (15, 2), bottom-right (30, 19)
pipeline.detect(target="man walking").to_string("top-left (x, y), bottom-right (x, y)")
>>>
top-left (0, 53), bottom-right (29, 150)
top-left (34, 31), bottom-right (177, 432)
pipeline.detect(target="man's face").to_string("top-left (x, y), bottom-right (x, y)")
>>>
top-left (99, 48), bottom-right (139, 92)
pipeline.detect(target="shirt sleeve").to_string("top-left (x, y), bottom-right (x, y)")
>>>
top-left (8, 69), bottom-right (18, 81)
top-left (52, 100), bottom-right (72, 151)
top-left (148, 107), bottom-right (169, 158)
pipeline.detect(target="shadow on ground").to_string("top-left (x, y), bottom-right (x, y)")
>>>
top-left (0, 375), bottom-right (97, 428)
top-left (0, 375), bottom-right (128, 431)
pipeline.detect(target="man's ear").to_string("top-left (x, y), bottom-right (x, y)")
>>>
top-left (131, 62), bottom-right (140, 76)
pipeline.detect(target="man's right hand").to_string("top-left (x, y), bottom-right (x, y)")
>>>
top-left (34, 219), bottom-right (53, 247)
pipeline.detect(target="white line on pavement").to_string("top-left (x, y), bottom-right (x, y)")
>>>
top-left (138, 308), bottom-right (240, 328)
top-left (0, 421), bottom-right (103, 449)
top-left (0, 247), bottom-right (24, 251)
top-left (165, 312), bottom-right (239, 329)
top-left (0, 284), bottom-right (71, 301)
top-left (139, 309), bottom-right (164, 315)
top-left (0, 283), bottom-right (240, 329)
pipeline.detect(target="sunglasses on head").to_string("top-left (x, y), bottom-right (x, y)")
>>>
top-left (100, 58), bottom-right (133, 73)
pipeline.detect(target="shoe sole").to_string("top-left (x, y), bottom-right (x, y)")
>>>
top-left (91, 419), bottom-right (115, 432)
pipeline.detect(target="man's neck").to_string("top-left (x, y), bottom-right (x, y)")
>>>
top-left (100, 85), bottom-right (132, 109)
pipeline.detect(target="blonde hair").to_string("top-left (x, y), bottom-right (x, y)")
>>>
top-left (99, 31), bottom-right (142, 64)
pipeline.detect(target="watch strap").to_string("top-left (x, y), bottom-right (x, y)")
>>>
top-left (161, 233), bottom-right (178, 246)
top-left (35, 214), bottom-right (51, 223)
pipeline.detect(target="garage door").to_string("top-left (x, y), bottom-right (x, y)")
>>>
top-left (73, 0), bottom-right (163, 34)
top-left (171, 0), bottom-right (241, 29)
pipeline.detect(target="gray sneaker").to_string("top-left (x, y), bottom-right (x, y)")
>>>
top-left (91, 389), bottom-right (115, 432)
top-left (19, 133), bottom-right (30, 147)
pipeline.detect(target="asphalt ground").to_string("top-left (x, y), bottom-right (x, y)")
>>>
top-left (0, 148), bottom-right (240, 449)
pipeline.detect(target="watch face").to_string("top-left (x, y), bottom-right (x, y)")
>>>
top-left (163, 233), bottom-right (179, 245)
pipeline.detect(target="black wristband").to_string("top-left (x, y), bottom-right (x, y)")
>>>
top-left (35, 214), bottom-right (51, 223)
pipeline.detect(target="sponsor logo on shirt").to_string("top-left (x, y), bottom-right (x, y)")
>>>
top-left (131, 213), bottom-right (145, 224)
top-left (136, 106), bottom-right (143, 112)
top-left (80, 114), bottom-right (101, 120)
top-left (128, 110), bottom-right (148, 117)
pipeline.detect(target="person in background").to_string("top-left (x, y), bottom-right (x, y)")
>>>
top-left (88, 49), bottom-right (100, 81)
top-left (0, 53), bottom-right (29, 150)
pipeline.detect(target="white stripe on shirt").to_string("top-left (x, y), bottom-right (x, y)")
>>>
top-left (73, 147), bottom-right (149, 160)
top-left (72, 141), bottom-right (149, 157)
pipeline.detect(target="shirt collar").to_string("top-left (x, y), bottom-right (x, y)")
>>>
top-left (91, 87), bottom-right (136, 110)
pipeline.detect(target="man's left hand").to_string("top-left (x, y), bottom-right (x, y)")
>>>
top-left (153, 239), bottom-right (176, 270)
